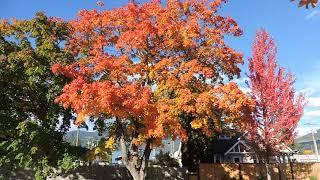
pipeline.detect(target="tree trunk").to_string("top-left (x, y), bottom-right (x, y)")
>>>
top-left (127, 165), bottom-right (146, 180)
top-left (289, 155), bottom-right (295, 180)
top-left (265, 162), bottom-right (271, 180)
top-left (119, 135), bottom-right (152, 180)
top-left (277, 156), bottom-right (282, 180)
top-left (265, 151), bottom-right (271, 180)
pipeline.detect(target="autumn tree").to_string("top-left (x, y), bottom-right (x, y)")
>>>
top-left (53, 1), bottom-right (254, 179)
top-left (0, 13), bottom-right (82, 180)
top-left (246, 30), bottom-right (305, 179)
top-left (291, 0), bottom-right (318, 8)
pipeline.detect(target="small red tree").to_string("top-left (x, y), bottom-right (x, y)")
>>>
top-left (247, 30), bottom-right (306, 165)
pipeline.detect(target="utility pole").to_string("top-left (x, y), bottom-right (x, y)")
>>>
top-left (311, 129), bottom-right (319, 162)
top-left (304, 123), bottom-right (319, 162)
top-left (76, 127), bottom-right (80, 147)
top-left (171, 140), bottom-right (174, 157)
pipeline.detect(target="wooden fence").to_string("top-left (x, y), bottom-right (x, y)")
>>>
top-left (199, 163), bottom-right (320, 180)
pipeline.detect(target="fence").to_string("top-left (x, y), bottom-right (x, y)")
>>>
top-left (199, 163), bottom-right (320, 180)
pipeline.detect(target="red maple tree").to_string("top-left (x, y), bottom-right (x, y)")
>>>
top-left (247, 29), bottom-right (306, 163)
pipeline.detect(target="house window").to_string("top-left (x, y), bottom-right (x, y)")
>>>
top-left (253, 155), bottom-right (258, 163)
top-left (233, 156), bottom-right (241, 163)
top-left (214, 154), bottom-right (221, 163)
top-left (216, 155), bottom-right (221, 163)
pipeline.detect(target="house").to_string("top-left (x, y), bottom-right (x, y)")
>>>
top-left (204, 135), bottom-right (257, 163)
top-left (203, 134), bottom-right (295, 163)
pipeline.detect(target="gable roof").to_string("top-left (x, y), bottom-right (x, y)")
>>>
top-left (207, 136), bottom-right (240, 154)
top-left (207, 134), bottom-right (294, 155)
top-left (224, 140), bottom-right (252, 155)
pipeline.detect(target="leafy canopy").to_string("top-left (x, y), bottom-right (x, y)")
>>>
top-left (0, 12), bottom-right (80, 179)
top-left (54, 0), bottom-right (254, 143)
top-left (246, 30), bottom-right (306, 158)
top-left (292, 0), bottom-right (318, 8)
top-left (53, 0), bottom-right (255, 178)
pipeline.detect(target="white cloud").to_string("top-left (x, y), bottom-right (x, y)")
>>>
top-left (298, 87), bottom-right (320, 108)
top-left (305, 10), bottom-right (319, 20)
top-left (303, 110), bottom-right (320, 120)
top-left (296, 126), bottom-right (317, 137)
top-left (299, 87), bottom-right (316, 97)
top-left (307, 97), bottom-right (320, 107)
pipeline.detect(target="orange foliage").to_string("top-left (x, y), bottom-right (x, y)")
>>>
top-left (292, 0), bottom-right (318, 8)
top-left (53, 0), bottom-right (253, 146)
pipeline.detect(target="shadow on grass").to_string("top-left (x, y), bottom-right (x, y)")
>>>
top-left (48, 165), bottom-right (187, 180)
top-left (0, 166), bottom-right (34, 180)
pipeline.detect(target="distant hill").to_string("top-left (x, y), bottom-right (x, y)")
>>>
top-left (63, 130), bottom-right (183, 163)
top-left (63, 130), bottom-right (107, 148)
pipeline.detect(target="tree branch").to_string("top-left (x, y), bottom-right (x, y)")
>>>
top-left (139, 138), bottom-right (152, 172)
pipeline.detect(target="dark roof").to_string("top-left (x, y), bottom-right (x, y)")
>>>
top-left (207, 136), bottom-right (240, 154)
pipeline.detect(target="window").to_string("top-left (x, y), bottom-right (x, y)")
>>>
top-left (233, 157), bottom-right (241, 163)
top-left (253, 155), bottom-right (258, 163)
top-left (216, 155), bottom-right (221, 163)
top-left (214, 154), bottom-right (221, 163)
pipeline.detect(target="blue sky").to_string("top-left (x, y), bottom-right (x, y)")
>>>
top-left (2, 0), bottom-right (320, 136)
